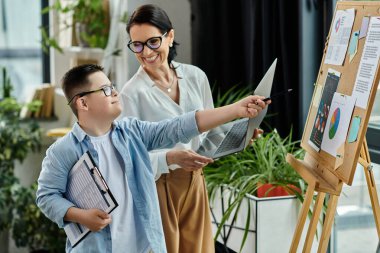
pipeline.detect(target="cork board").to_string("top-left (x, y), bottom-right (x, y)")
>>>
top-left (301, 1), bottom-right (380, 185)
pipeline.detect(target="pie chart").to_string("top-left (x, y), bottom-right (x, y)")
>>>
top-left (329, 108), bottom-right (340, 139)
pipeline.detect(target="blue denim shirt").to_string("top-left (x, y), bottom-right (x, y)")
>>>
top-left (36, 111), bottom-right (199, 253)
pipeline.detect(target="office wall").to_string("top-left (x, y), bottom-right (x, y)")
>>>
top-left (299, 0), bottom-right (323, 134)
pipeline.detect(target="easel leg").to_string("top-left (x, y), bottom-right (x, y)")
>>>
top-left (361, 140), bottom-right (380, 238)
top-left (303, 192), bottom-right (326, 253)
top-left (317, 194), bottom-right (339, 253)
top-left (365, 167), bottom-right (380, 237)
top-left (289, 182), bottom-right (316, 253)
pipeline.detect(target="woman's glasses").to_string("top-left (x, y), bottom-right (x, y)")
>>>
top-left (127, 32), bottom-right (167, 53)
top-left (67, 84), bottom-right (116, 105)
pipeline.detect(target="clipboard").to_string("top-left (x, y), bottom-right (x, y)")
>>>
top-left (64, 151), bottom-right (118, 247)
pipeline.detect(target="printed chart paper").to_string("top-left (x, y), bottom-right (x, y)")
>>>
top-left (321, 93), bottom-right (356, 157)
top-left (309, 69), bottom-right (341, 152)
top-left (352, 17), bottom-right (380, 109)
top-left (325, 8), bottom-right (355, 65)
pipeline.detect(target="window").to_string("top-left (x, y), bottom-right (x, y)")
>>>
top-left (0, 0), bottom-right (43, 102)
top-left (370, 86), bottom-right (380, 128)
top-left (367, 89), bottom-right (380, 163)
top-left (333, 163), bottom-right (380, 252)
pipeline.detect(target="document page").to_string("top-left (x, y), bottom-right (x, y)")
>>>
top-left (352, 17), bottom-right (380, 109)
top-left (321, 93), bottom-right (356, 157)
top-left (64, 152), bottom-right (118, 247)
top-left (325, 8), bottom-right (355, 65)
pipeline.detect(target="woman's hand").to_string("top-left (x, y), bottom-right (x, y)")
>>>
top-left (166, 150), bottom-right (213, 171)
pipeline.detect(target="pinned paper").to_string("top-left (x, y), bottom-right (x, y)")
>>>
top-left (352, 17), bottom-right (380, 109)
top-left (325, 8), bottom-right (355, 65)
top-left (359, 16), bottom-right (369, 39)
top-left (348, 116), bottom-right (361, 143)
top-left (348, 31), bottom-right (359, 62)
top-left (309, 69), bottom-right (341, 152)
top-left (321, 93), bottom-right (356, 157)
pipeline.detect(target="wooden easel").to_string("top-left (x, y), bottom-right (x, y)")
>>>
top-left (287, 2), bottom-right (380, 252)
top-left (287, 138), bottom-right (380, 252)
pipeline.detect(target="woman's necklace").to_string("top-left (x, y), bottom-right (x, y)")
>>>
top-left (156, 70), bottom-right (175, 93)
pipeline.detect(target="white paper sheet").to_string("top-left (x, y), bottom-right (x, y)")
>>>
top-left (352, 17), bottom-right (380, 109)
top-left (321, 93), bottom-right (356, 157)
top-left (325, 8), bottom-right (355, 65)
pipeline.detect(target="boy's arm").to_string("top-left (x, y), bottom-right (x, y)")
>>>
top-left (195, 95), bottom-right (268, 132)
top-left (36, 148), bottom-right (77, 228)
top-left (37, 146), bottom-right (112, 231)
top-left (128, 95), bottom-right (268, 152)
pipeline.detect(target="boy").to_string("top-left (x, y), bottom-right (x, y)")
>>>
top-left (36, 64), bottom-right (268, 253)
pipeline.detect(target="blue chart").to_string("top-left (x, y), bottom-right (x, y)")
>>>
top-left (329, 108), bottom-right (341, 139)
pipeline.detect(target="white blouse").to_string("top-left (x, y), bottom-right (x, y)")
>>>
top-left (119, 61), bottom-right (214, 180)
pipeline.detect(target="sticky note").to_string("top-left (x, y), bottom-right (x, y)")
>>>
top-left (359, 16), bottom-right (369, 39)
top-left (312, 85), bottom-right (323, 107)
top-left (348, 116), bottom-right (361, 143)
top-left (348, 31), bottom-right (359, 63)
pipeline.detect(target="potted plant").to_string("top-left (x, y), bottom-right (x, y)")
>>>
top-left (205, 85), bottom-right (315, 252)
top-left (0, 67), bottom-right (65, 252)
top-left (41, 0), bottom-right (110, 53)
top-left (205, 130), bottom-right (310, 253)
top-left (12, 184), bottom-right (66, 253)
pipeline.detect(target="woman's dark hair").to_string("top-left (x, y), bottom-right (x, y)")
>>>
top-left (126, 4), bottom-right (179, 66)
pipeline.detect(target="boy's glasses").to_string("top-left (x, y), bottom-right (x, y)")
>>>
top-left (67, 84), bottom-right (116, 105)
top-left (127, 32), bottom-right (167, 53)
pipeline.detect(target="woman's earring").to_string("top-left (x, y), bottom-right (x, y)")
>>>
top-left (169, 43), bottom-right (173, 47)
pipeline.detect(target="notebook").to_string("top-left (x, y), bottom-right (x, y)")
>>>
top-left (196, 58), bottom-right (277, 159)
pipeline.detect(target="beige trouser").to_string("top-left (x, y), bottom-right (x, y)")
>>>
top-left (156, 169), bottom-right (215, 253)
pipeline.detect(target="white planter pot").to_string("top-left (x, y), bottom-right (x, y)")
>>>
top-left (210, 187), bottom-right (320, 253)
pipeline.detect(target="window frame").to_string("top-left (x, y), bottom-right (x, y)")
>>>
top-left (367, 124), bottom-right (380, 164)
top-left (41, 0), bottom-right (50, 83)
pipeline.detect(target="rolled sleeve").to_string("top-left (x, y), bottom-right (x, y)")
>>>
top-left (178, 110), bottom-right (200, 142)
top-left (36, 146), bottom-right (75, 228)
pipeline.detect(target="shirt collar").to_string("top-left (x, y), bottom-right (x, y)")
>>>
top-left (137, 61), bottom-right (184, 88)
top-left (72, 121), bottom-right (119, 142)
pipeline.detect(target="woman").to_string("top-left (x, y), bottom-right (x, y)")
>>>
top-left (119, 4), bottom-right (216, 253)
